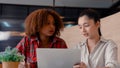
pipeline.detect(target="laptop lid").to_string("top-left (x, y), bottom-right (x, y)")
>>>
top-left (36, 48), bottom-right (80, 68)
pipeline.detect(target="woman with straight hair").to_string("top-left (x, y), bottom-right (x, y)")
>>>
top-left (73, 9), bottom-right (118, 68)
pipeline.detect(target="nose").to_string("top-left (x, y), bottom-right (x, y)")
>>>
top-left (50, 24), bottom-right (55, 29)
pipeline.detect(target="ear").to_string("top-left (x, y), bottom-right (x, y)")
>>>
top-left (96, 21), bottom-right (100, 28)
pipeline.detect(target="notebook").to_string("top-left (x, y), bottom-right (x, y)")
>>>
top-left (36, 48), bottom-right (80, 68)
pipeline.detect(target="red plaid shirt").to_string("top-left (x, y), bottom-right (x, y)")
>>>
top-left (16, 36), bottom-right (67, 68)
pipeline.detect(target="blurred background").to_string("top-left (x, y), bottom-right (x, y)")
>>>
top-left (0, 0), bottom-right (120, 51)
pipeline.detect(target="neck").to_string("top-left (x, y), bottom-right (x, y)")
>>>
top-left (39, 34), bottom-right (50, 43)
top-left (87, 34), bottom-right (100, 46)
top-left (87, 34), bottom-right (100, 53)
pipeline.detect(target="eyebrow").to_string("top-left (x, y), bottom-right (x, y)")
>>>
top-left (83, 23), bottom-right (89, 25)
top-left (78, 22), bottom-right (89, 26)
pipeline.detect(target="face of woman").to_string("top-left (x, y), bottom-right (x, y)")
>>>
top-left (40, 15), bottom-right (55, 37)
top-left (78, 15), bottom-right (100, 39)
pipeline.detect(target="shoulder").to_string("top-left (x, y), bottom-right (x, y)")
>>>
top-left (53, 37), bottom-right (67, 48)
top-left (18, 36), bottom-right (27, 43)
top-left (100, 37), bottom-right (117, 49)
top-left (16, 36), bottom-right (28, 45)
top-left (17, 36), bottom-right (32, 46)
top-left (105, 39), bottom-right (117, 50)
top-left (54, 37), bottom-right (66, 42)
top-left (22, 35), bottom-right (38, 42)
top-left (74, 41), bottom-right (86, 49)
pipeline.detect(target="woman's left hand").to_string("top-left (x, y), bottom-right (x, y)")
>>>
top-left (73, 62), bottom-right (87, 68)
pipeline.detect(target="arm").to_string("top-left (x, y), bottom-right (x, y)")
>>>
top-left (73, 62), bottom-right (87, 68)
top-left (16, 37), bottom-right (29, 68)
top-left (55, 37), bottom-right (68, 48)
top-left (105, 40), bottom-right (118, 68)
top-left (60, 39), bottom-right (67, 48)
top-left (16, 37), bottom-right (26, 54)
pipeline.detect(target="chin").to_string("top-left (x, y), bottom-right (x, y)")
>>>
top-left (84, 37), bottom-right (89, 39)
top-left (47, 34), bottom-right (54, 36)
top-left (83, 35), bottom-right (90, 39)
top-left (86, 37), bottom-right (94, 40)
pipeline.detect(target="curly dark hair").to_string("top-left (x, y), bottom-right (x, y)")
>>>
top-left (25, 9), bottom-right (64, 37)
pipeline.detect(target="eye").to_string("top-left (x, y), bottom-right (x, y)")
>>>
top-left (84, 23), bottom-right (89, 27)
top-left (78, 25), bottom-right (82, 29)
top-left (79, 27), bottom-right (82, 29)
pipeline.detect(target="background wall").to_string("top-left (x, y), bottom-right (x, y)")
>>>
top-left (60, 11), bottom-right (120, 62)
top-left (0, 4), bottom-right (119, 52)
top-left (0, 0), bottom-right (119, 8)
top-left (0, 0), bottom-right (53, 6)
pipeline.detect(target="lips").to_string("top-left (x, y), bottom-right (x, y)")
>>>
top-left (49, 30), bottom-right (54, 33)
top-left (83, 33), bottom-right (88, 36)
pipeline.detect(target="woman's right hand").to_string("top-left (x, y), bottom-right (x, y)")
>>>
top-left (18, 62), bottom-right (25, 68)
top-left (18, 62), bottom-right (30, 68)
top-left (73, 62), bottom-right (87, 68)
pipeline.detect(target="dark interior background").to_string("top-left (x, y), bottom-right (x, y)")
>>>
top-left (0, 4), bottom-right (120, 52)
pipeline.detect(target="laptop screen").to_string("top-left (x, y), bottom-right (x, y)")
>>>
top-left (36, 48), bottom-right (80, 68)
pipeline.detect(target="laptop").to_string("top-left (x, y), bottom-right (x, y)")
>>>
top-left (36, 48), bottom-right (80, 68)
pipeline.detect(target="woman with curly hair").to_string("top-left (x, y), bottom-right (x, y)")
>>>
top-left (16, 9), bottom-right (67, 68)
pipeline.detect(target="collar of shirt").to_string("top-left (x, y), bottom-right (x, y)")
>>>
top-left (81, 36), bottom-right (108, 47)
top-left (29, 36), bottom-right (58, 48)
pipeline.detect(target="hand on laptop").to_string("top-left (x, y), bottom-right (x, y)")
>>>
top-left (96, 67), bottom-right (110, 68)
top-left (73, 62), bottom-right (87, 68)
top-left (18, 61), bottom-right (30, 68)
top-left (18, 62), bottom-right (25, 68)
top-left (73, 62), bottom-right (110, 68)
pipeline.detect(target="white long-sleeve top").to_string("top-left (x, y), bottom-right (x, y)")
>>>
top-left (75, 37), bottom-right (118, 68)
